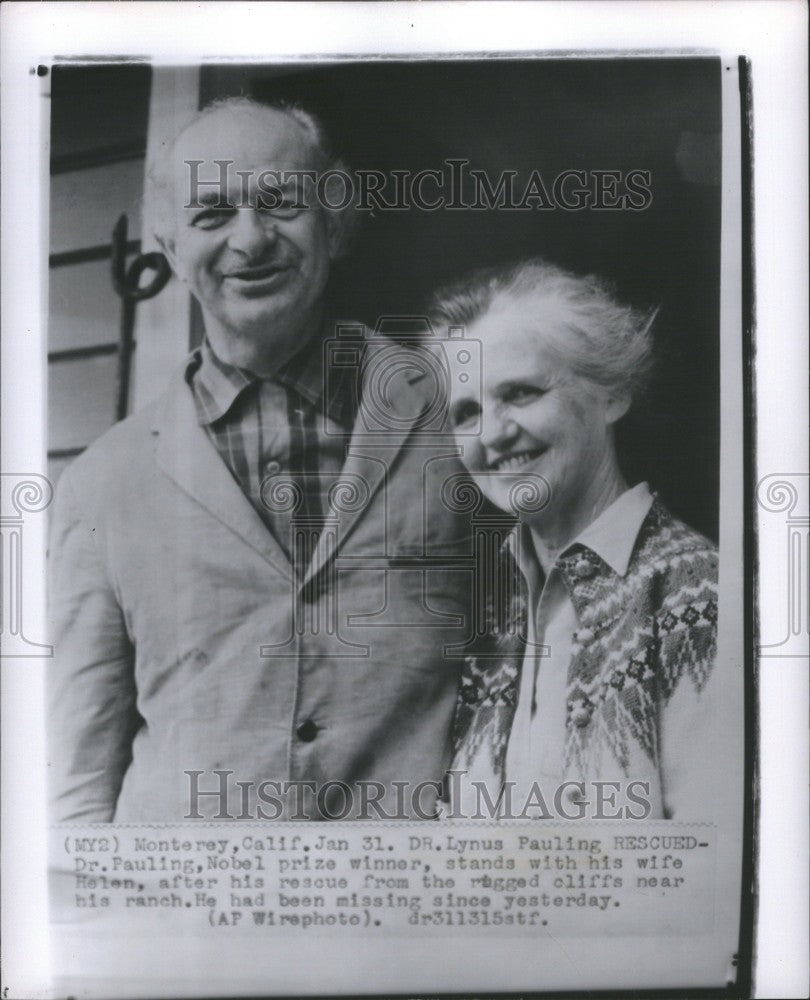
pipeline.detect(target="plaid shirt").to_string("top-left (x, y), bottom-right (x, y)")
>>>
top-left (187, 336), bottom-right (359, 567)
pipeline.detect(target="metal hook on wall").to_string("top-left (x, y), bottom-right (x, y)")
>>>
top-left (110, 213), bottom-right (172, 421)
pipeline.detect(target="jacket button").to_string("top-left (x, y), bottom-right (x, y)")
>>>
top-left (574, 558), bottom-right (595, 579)
top-left (265, 460), bottom-right (281, 475)
top-left (296, 719), bottom-right (319, 742)
top-left (571, 705), bottom-right (591, 727)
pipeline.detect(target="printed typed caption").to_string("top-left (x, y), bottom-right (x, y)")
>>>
top-left (53, 824), bottom-right (716, 936)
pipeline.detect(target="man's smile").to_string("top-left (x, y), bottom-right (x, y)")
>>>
top-left (223, 261), bottom-right (291, 281)
top-left (220, 262), bottom-right (294, 295)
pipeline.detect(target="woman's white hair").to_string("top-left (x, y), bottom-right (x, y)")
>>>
top-left (428, 257), bottom-right (658, 403)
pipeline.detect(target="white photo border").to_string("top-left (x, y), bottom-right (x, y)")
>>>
top-left (1, 3), bottom-right (807, 998)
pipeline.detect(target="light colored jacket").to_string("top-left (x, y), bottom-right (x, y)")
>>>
top-left (48, 343), bottom-right (475, 822)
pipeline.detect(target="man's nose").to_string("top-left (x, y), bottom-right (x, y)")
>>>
top-left (227, 208), bottom-right (277, 256)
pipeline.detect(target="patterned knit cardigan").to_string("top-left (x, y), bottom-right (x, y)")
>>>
top-left (450, 498), bottom-right (718, 807)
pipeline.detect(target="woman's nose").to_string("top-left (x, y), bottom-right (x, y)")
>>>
top-left (227, 208), bottom-right (277, 256)
top-left (480, 409), bottom-right (520, 451)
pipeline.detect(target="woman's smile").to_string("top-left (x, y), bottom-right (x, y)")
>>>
top-left (487, 447), bottom-right (547, 472)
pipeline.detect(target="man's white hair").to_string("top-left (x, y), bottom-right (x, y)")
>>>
top-left (147, 95), bottom-right (358, 256)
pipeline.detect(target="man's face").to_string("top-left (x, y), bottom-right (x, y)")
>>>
top-left (448, 292), bottom-right (621, 528)
top-left (164, 108), bottom-right (337, 361)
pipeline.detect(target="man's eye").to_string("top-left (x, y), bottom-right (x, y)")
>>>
top-left (258, 199), bottom-right (305, 219)
top-left (191, 207), bottom-right (234, 229)
top-left (451, 400), bottom-right (481, 428)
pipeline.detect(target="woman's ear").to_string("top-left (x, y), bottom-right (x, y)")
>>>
top-left (605, 392), bottom-right (631, 425)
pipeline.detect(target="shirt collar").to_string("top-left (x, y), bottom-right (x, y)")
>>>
top-left (187, 340), bottom-right (255, 425)
top-left (511, 481), bottom-right (654, 585)
top-left (565, 481), bottom-right (654, 577)
top-left (187, 329), bottom-right (358, 429)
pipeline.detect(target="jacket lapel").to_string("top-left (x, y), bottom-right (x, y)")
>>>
top-left (304, 357), bottom-right (432, 585)
top-left (150, 372), bottom-right (293, 580)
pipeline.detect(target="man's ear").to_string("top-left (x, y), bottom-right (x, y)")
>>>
top-left (324, 197), bottom-right (359, 261)
top-left (325, 212), bottom-right (344, 261)
top-left (154, 230), bottom-right (183, 280)
top-left (605, 392), bottom-right (631, 425)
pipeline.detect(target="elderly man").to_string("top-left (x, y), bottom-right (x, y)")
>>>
top-left (48, 98), bottom-right (474, 822)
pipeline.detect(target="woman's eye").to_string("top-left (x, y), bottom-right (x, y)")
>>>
top-left (191, 207), bottom-right (234, 230)
top-left (451, 400), bottom-right (481, 428)
top-left (503, 384), bottom-right (544, 405)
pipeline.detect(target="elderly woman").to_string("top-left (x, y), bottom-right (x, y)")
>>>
top-left (430, 258), bottom-right (728, 821)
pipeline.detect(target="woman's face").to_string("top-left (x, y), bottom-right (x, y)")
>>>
top-left (448, 292), bottom-right (625, 529)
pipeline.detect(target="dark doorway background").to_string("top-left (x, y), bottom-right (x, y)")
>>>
top-left (202, 58), bottom-right (722, 541)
